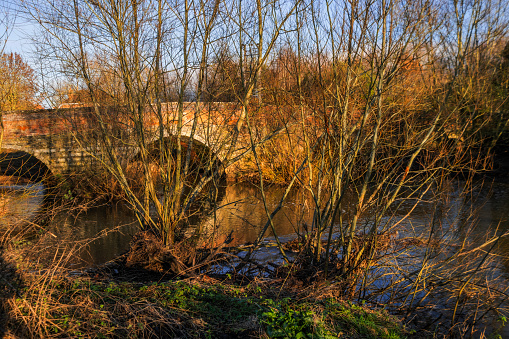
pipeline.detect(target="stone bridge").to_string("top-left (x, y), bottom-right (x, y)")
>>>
top-left (0, 103), bottom-right (246, 180)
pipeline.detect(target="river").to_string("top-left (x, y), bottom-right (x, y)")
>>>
top-left (1, 178), bottom-right (508, 271)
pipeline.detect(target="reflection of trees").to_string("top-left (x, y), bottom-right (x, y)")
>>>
top-left (485, 183), bottom-right (509, 266)
top-left (39, 204), bottom-right (139, 267)
top-left (452, 181), bottom-right (509, 273)
top-left (197, 183), bottom-right (315, 247)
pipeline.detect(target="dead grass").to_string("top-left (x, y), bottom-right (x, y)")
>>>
top-left (0, 219), bottom-right (409, 339)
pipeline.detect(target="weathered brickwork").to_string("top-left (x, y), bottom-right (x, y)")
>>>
top-left (1, 104), bottom-right (241, 177)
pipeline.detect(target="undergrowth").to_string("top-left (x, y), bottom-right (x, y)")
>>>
top-left (3, 269), bottom-right (407, 338)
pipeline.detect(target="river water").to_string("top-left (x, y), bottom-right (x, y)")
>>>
top-left (1, 178), bottom-right (508, 271)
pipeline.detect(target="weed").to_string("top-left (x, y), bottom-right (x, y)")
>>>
top-left (324, 300), bottom-right (404, 339)
top-left (260, 302), bottom-right (327, 338)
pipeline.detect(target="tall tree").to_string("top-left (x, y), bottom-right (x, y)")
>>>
top-left (0, 53), bottom-right (39, 111)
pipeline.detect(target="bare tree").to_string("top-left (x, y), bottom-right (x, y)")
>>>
top-left (22, 0), bottom-right (300, 262)
top-left (0, 53), bottom-right (39, 111)
top-left (5, 0), bottom-right (509, 333)
top-left (227, 0), bottom-right (509, 332)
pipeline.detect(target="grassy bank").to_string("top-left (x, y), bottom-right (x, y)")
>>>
top-left (1, 261), bottom-right (407, 338)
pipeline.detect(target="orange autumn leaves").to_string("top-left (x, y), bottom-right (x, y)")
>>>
top-left (0, 53), bottom-right (39, 111)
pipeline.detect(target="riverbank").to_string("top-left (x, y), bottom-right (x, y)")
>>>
top-left (1, 253), bottom-right (408, 338)
top-left (3, 226), bottom-right (508, 338)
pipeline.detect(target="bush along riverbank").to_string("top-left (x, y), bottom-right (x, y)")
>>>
top-left (4, 223), bottom-right (507, 339)
top-left (2, 184), bottom-right (509, 338)
top-left (0, 227), bottom-right (406, 338)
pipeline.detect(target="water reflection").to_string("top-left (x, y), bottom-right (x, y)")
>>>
top-left (47, 204), bottom-right (139, 266)
top-left (1, 178), bottom-right (509, 269)
top-left (468, 181), bottom-right (509, 271)
top-left (197, 183), bottom-right (314, 247)
top-left (0, 183), bottom-right (45, 227)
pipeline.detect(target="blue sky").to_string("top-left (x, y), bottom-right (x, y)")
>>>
top-left (1, 0), bottom-right (36, 56)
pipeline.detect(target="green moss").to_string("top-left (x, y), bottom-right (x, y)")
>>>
top-left (324, 301), bottom-right (404, 339)
top-left (9, 277), bottom-right (407, 338)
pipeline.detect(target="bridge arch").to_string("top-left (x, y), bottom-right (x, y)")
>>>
top-left (0, 148), bottom-right (52, 182)
top-left (132, 134), bottom-right (225, 177)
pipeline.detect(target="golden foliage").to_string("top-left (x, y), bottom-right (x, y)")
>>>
top-left (0, 53), bottom-right (39, 111)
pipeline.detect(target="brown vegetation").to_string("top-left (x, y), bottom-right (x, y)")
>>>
top-left (0, 0), bottom-right (508, 336)
top-left (0, 53), bottom-right (40, 111)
